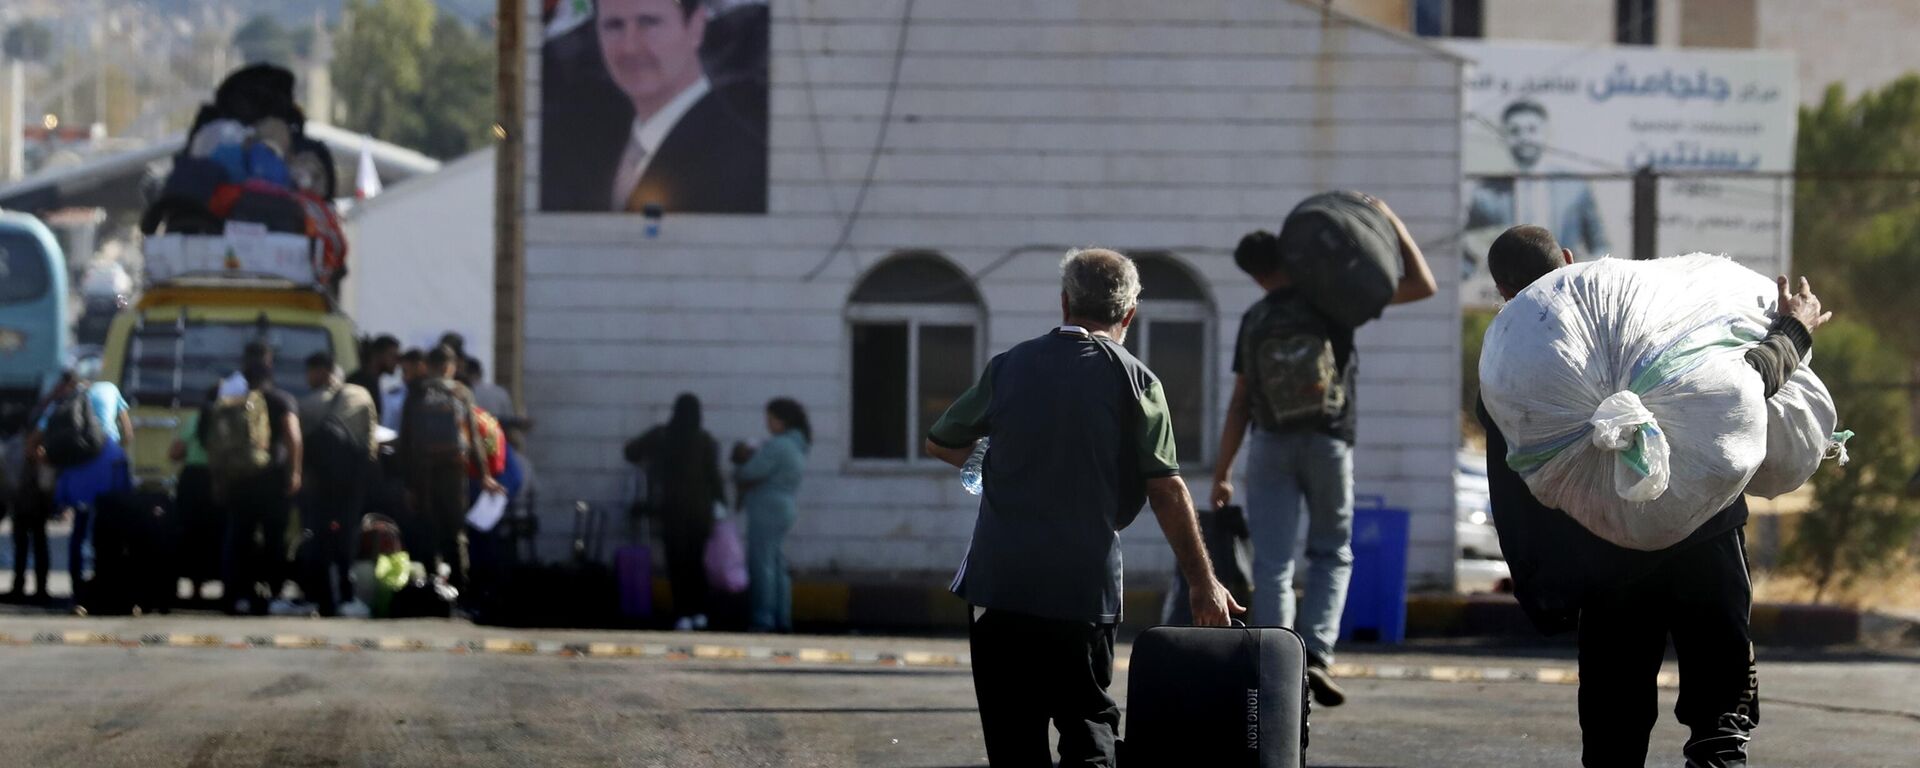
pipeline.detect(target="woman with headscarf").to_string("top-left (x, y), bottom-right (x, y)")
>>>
top-left (624, 393), bottom-right (725, 631)
top-left (733, 398), bottom-right (811, 633)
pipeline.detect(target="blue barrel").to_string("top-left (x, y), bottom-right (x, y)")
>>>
top-left (1338, 496), bottom-right (1409, 644)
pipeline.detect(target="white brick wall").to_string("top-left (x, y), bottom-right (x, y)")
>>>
top-left (521, 0), bottom-right (1465, 587)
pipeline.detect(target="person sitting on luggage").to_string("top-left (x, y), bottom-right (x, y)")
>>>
top-left (924, 248), bottom-right (1245, 767)
top-left (395, 345), bottom-right (501, 592)
top-left (206, 343), bottom-right (302, 616)
top-left (299, 353), bottom-right (380, 617)
top-left (624, 393), bottom-right (726, 632)
top-left (1210, 197), bottom-right (1436, 707)
top-left (26, 369), bottom-right (134, 599)
top-left (1478, 225), bottom-right (1829, 767)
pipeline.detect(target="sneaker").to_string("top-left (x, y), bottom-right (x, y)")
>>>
top-left (691, 614), bottom-right (709, 631)
top-left (1306, 664), bottom-right (1347, 708)
top-left (673, 616), bottom-right (696, 632)
top-left (269, 599), bottom-right (313, 617)
top-left (339, 600), bottom-right (372, 619)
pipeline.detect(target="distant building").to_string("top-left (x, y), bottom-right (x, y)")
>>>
top-left (1345, 0), bottom-right (1920, 102)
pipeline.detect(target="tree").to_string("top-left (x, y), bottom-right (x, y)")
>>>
top-left (1795, 77), bottom-right (1920, 361)
top-left (332, 0), bottom-right (495, 160)
top-left (234, 15), bottom-right (298, 66)
top-left (1459, 308), bottom-right (1497, 443)
top-left (3, 20), bottom-right (54, 63)
top-left (416, 15), bottom-right (496, 159)
top-left (1780, 319), bottom-right (1920, 602)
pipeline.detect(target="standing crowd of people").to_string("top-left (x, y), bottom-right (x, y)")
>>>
top-left (2, 330), bottom-right (526, 619)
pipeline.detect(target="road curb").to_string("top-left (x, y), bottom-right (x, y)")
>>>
top-left (0, 628), bottom-right (1638, 688)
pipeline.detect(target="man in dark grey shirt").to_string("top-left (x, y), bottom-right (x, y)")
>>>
top-left (926, 248), bottom-right (1242, 767)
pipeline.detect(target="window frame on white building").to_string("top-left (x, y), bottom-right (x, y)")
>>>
top-left (1122, 252), bottom-right (1216, 470)
top-left (844, 252), bottom-right (986, 468)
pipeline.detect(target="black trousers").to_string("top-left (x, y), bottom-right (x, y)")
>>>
top-left (969, 608), bottom-right (1120, 767)
top-left (222, 470), bottom-right (291, 612)
top-left (1578, 529), bottom-right (1758, 768)
top-left (175, 466), bottom-right (222, 591)
top-left (8, 482), bottom-right (50, 595)
top-left (661, 514), bottom-right (712, 619)
top-left (302, 459), bottom-right (369, 615)
top-left (407, 461), bottom-right (469, 588)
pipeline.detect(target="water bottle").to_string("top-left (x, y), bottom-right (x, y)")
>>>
top-left (959, 438), bottom-right (991, 495)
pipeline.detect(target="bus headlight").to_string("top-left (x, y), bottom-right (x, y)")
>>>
top-left (0, 328), bottom-right (24, 353)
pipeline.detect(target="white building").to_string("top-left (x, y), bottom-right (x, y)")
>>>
top-left (518, 0), bottom-right (1467, 592)
top-left (343, 148), bottom-right (497, 369)
top-left (1346, 0), bottom-right (1920, 103)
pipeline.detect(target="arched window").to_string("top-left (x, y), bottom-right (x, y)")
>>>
top-left (1124, 253), bottom-right (1214, 465)
top-left (847, 253), bottom-right (984, 461)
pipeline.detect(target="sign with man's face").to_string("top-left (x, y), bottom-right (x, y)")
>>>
top-left (539, 0), bottom-right (770, 215)
top-left (1450, 41), bottom-right (1798, 308)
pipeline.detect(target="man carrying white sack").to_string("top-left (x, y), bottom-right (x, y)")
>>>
top-left (1474, 225), bottom-right (1832, 768)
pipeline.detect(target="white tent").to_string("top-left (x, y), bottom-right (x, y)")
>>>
top-left (341, 147), bottom-right (494, 369)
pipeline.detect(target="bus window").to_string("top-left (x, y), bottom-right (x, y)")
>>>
top-left (0, 231), bottom-right (53, 305)
top-left (122, 320), bottom-right (333, 408)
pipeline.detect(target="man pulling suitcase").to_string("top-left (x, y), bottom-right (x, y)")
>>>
top-left (926, 248), bottom-right (1244, 767)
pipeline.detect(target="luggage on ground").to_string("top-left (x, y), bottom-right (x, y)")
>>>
top-left (42, 394), bottom-right (106, 468)
top-left (483, 501), bottom-right (620, 628)
top-left (1124, 624), bottom-right (1310, 768)
top-left (86, 491), bottom-right (179, 615)
top-left (1276, 191), bottom-right (1404, 329)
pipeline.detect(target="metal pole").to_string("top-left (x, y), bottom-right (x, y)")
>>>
top-left (1632, 166), bottom-right (1658, 260)
top-left (494, 0), bottom-right (526, 410)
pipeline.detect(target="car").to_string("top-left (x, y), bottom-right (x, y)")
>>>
top-left (1455, 450), bottom-right (1512, 594)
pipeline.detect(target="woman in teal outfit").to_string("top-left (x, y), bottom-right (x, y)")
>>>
top-left (733, 398), bottom-right (810, 633)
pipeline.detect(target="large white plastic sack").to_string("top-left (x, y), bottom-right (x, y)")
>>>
top-left (1656, 254), bottom-right (1841, 498)
top-left (1480, 258), bottom-right (1769, 551)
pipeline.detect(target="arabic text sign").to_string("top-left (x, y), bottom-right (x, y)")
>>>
top-left (1449, 42), bottom-right (1798, 307)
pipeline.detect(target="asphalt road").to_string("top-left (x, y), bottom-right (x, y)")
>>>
top-left (0, 616), bottom-right (1915, 767)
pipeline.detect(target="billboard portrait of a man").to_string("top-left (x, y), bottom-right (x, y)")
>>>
top-left (1466, 99), bottom-right (1610, 258)
top-left (540, 0), bottom-right (769, 214)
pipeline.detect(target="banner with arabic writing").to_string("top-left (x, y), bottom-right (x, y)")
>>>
top-left (1447, 41), bottom-right (1797, 307)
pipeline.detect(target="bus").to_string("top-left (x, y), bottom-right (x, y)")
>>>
top-left (0, 211), bottom-right (67, 437)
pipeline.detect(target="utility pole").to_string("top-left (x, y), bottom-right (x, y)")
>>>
top-left (1632, 165), bottom-right (1658, 261)
top-left (494, 0), bottom-right (526, 409)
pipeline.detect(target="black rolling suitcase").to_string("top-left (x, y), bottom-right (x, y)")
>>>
top-left (1124, 624), bottom-right (1310, 768)
top-left (87, 491), bottom-right (180, 615)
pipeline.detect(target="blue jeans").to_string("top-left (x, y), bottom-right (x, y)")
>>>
top-left (1243, 429), bottom-right (1354, 663)
top-left (746, 502), bottom-right (795, 632)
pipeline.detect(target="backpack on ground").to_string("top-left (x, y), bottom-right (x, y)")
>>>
top-left (405, 380), bottom-right (471, 462)
top-left (43, 393), bottom-right (106, 468)
top-left (1241, 300), bottom-right (1346, 433)
top-left (205, 391), bottom-right (273, 486)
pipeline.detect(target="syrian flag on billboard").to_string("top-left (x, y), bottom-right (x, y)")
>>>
top-left (546, 0), bottom-right (593, 39)
top-left (356, 134), bottom-right (383, 200)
